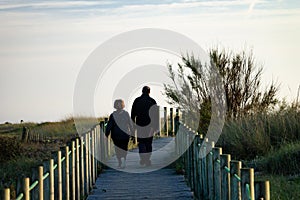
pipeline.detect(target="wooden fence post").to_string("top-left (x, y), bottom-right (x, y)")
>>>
top-left (65, 146), bottom-right (70, 200)
top-left (97, 124), bottom-right (101, 163)
top-left (230, 161), bottom-right (242, 200)
top-left (85, 133), bottom-right (90, 194)
top-left (57, 151), bottom-right (62, 200)
top-left (191, 133), bottom-right (196, 193)
top-left (221, 154), bottom-right (231, 200)
top-left (80, 136), bottom-right (85, 198)
top-left (104, 118), bottom-right (109, 159)
top-left (71, 141), bottom-right (76, 200)
top-left (164, 107), bottom-right (168, 136)
top-left (194, 135), bottom-right (201, 199)
top-left (241, 168), bottom-right (254, 200)
top-left (207, 141), bottom-right (215, 200)
top-left (88, 132), bottom-right (93, 190)
top-left (60, 147), bottom-right (65, 199)
top-left (4, 188), bottom-right (10, 200)
top-left (186, 130), bottom-right (192, 188)
top-left (213, 147), bottom-right (222, 200)
top-left (99, 121), bottom-right (105, 161)
top-left (170, 108), bottom-right (174, 136)
top-left (21, 126), bottom-right (29, 143)
top-left (49, 159), bottom-right (54, 200)
top-left (24, 177), bottom-right (30, 200)
top-left (255, 181), bottom-right (270, 200)
top-left (38, 166), bottom-right (44, 200)
top-left (174, 109), bottom-right (180, 135)
top-left (76, 138), bottom-right (80, 200)
top-left (201, 138), bottom-right (209, 199)
top-left (91, 130), bottom-right (95, 185)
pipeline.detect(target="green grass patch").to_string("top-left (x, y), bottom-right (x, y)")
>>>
top-left (0, 117), bottom-right (102, 197)
top-left (250, 142), bottom-right (300, 175)
top-left (256, 174), bottom-right (300, 200)
top-left (217, 108), bottom-right (300, 160)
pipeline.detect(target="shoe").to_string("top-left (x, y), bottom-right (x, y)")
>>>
top-left (121, 158), bottom-right (126, 168)
top-left (117, 160), bottom-right (122, 168)
top-left (139, 159), bottom-right (145, 166)
top-left (145, 160), bottom-right (152, 167)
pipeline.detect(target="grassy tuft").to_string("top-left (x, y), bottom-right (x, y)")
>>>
top-left (217, 106), bottom-right (300, 160)
top-left (252, 142), bottom-right (300, 175)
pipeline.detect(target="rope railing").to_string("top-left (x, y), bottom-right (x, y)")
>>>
top-left (175, 122), bottom-right (270, 200)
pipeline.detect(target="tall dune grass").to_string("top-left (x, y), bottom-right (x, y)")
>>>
top-left (217, 104), bottom-right (300, 160)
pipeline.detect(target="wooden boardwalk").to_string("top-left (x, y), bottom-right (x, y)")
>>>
top-left (87, 137), bottom-right (193, 200)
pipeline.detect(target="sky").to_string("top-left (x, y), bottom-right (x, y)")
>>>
top-left (0, 0), bottom-right (300, 123)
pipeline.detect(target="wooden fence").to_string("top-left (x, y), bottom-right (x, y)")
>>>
top-left (176, 124), bottom-right (270, 200)
top-left (3, 122), bottom-right (113, 200)
top-left (2, 107), bottom-right (177, 200)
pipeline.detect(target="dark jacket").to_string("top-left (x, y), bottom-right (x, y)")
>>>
top-left (131, 93), bottom-right (157, 126)
top-left (131, 94), bottom-right (159, 140)
top-left (105, 110), bottom-right (134, 140)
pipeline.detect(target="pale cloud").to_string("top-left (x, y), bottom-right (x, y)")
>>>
top-left (248, 0), bottom-right (259, 13)
top-left (0, 1), bottom-right (115, 10)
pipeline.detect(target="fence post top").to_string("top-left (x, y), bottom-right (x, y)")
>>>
top-left (220, 154), bottom-right (231, 158)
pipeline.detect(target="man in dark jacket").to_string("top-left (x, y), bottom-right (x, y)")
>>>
top-left (131, 86), bottom-right (158, 166)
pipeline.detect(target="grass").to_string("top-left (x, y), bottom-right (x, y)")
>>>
top-left (217, 105), bottom-right (300, 160)
top-left (251, 142), bottom-right (300, 175)
top-left (0, 134), bottom-right (65, 198)
top-left (0, 117), bottom-right (103, 198)
top-left (256, 175), bottom-right (300, 200)
top-left (242, 142), bottom-right (300, 199)
top-left (214, 103), bottom-right (300, 199)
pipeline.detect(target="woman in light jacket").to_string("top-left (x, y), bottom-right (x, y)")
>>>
top-left (105, 99), bottom-right (134, 168)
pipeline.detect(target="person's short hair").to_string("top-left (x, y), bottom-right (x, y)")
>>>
top-left (114, 99), bottom-right (125, 110)
top-left (142, 86), bottom-right (150, 94)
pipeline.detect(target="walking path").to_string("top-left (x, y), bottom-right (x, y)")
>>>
top-left (87, 137), bottom-right (193, 200)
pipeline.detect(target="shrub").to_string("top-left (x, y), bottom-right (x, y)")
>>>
top-left (0, 136), bottom-right (23, 163)
top-left (254, 142), bottom-right (300, 175)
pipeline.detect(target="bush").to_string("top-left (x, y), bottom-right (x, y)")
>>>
top-left (0, 136), bottom-right (23, 163)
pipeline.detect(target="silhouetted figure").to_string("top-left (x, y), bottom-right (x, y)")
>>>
top-left (106, 99), bottom-right (134, 168)
top-left (131, 86), bottom-right (158, 166)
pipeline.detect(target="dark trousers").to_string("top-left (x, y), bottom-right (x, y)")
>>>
top-left (138, 137), bottom-right (153, 163)
top-left (113, 138), bottom-right (129, 159)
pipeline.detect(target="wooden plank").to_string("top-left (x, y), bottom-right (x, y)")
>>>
top-left (4, 188), bottom-right (10, 200)
top-left (57, 151), bottom-right (62, 200)
top-left (213, 147), bottom-right (222, 200)
top-left (207, 141), bottom-right (215, 200)
top-left (241, 168), bottom-right (254, 200)
top-left (65, 146), bottom-right (70, 200)
top-left (230, 161), bottom-right (242, 200)
top-left (221, 154), bottom-right (231, 200)
top-left (76, 138), bottom-right (80, 200)
top-left (24, 177), bottom-right (30, 200)
top-left (49, 159), bottom-right (54, 200)
top-left (38, 166), bottom-right (44, 200)
top-left (255, 181), bottom-right (270, 200)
